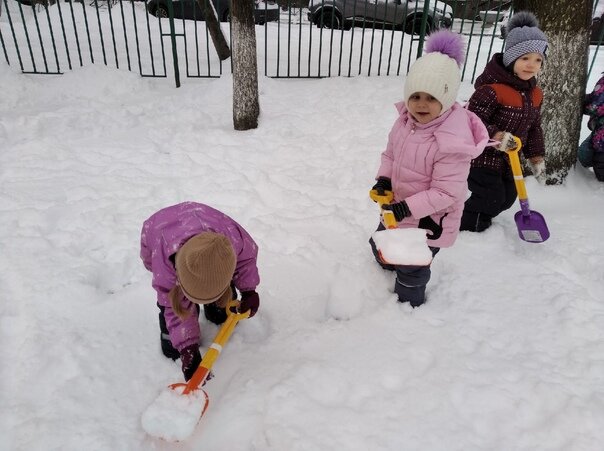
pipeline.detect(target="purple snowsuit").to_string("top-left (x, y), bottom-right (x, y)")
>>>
top-left (140, 202), bottom-right (260, 351)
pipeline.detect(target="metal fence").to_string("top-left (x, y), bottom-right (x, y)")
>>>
top-left (0, 0), bottom-right (602, 86)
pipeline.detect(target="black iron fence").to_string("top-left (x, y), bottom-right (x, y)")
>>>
top-left (0, 0), bottom-right (602, 86)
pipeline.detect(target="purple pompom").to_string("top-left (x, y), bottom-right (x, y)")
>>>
top-left (424, 30), bottom-right (465, 67)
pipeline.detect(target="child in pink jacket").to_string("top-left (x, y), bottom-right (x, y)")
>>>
top-left (369, 30), bottom-right (489, 307)
top-left (140, 202), bottom-right (260, 381)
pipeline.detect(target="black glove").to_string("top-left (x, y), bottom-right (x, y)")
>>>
top-left (180, 345), bottom-right (202, 381)
top-left (382, 201), bottom-right (411, 222)
top-left (239, 290), bottom-right (260, 317)
top-left (371, 177), bottom-right (392, 196)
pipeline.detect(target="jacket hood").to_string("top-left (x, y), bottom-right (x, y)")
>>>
top-left (396, 101), bottom-right (489, 159)
top-left (475, 53), bottom-right (537, 93)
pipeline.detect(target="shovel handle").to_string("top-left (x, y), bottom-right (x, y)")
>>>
top-left (369, 189), bottom-right (397, 229)
top-left (505, 136), bottom-right (529, 202)
top-left (174, 300), bottom-right (249, 394)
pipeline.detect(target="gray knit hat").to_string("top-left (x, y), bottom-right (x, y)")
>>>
top-left (503, 11), bottom-right (548, 67)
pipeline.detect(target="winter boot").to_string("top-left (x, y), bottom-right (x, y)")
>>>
top-left (158, 306), bottom-right (180, 360)
top-left (204, 302), bottom-right (227, 325)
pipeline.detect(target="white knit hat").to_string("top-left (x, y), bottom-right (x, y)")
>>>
top-left (404, 30), bottom-right (465, 114)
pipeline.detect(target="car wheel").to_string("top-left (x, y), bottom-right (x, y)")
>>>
top-left (315, 8), bottom-right (342, 30)
top-left (404, 15), bottom-right (433, 35)
top-left (154, 5), bottom-right (169, 19)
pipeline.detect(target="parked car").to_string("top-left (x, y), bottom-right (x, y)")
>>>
top-left (307, 0), bottom-right (453, 34)
top-left (146, 0), bottom-right (280, 25)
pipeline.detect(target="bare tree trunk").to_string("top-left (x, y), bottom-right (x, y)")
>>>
top-left (231, 0), bottom-right (260, 130)
top-left (512, 0), bottom-right (592, 184)
top-left (195, 0), bottom-right (230, 60)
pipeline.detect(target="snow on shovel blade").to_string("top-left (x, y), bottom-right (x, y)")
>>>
top-left (141, 384), bottom-right (208, 442)
top-left (142, 301), bottom-right (249, 441)
top-left (372, 228), bottom-right (433, 266)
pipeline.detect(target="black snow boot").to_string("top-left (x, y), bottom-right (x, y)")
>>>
top-left (158, 305), bottom-right (180, 360)
top-left (204, 302), bottom-right (227, 325)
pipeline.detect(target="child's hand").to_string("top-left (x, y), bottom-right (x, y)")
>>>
top-left (528, 157), bottom-right (546, 184)
top-left (382, 200), bottom-right (411, 222)
top-left (180, 345), bottom-right (202, 381)
top-left (239, 290), bottom-right (260, 317)
top-left (495, 132), bottom-right (518, 152)
top-left (371, 177), bottom-right (392, 197)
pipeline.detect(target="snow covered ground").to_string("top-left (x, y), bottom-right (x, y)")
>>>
top-left (1, 11), bottom-right (604, 451)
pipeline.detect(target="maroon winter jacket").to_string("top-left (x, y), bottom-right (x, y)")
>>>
top-left (467, 53), bottom-right (545, 172)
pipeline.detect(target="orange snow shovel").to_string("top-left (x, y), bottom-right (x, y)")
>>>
top-left (142, 299), bottom-right (250, 442)
top-left (506, 136), bottom-right (550, 243)
top-left (170, 300), bottom-right (250, 403)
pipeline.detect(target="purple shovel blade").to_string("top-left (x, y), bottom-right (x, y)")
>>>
top-left (514, 199), bottom-right (550, 243)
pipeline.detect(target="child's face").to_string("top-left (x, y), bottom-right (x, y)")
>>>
top-left (407, 92), bottom-right (443, 124)
top-left (513, 52), bottom-right (543, 80)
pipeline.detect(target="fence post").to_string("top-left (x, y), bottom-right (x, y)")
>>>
top-left (416, 0), bottom-right (431, 59)
top-left (166, 0), bottom-right (180, 87)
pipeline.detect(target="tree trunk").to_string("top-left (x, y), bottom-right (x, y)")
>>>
top-left (195, 0), bottom-right (230, 61)
top-left (512, 0), bottom-right (592, 184)
top-left (231, 0), bottom-right (260, 130)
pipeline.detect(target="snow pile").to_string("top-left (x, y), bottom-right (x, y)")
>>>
top-left (141, 385), bottom-right (208, 442)
top-left (371, 228), bottom-right (433, 266)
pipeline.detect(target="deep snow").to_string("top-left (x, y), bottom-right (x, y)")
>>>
top-left (1, 10), bottom-right (604, 451)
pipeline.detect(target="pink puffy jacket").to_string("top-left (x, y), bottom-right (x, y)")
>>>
top-left (377, 102), bottom-right (489, 248)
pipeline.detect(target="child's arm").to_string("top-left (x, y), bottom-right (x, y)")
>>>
top-left (405, 149), bottom-right (475, 219)
top-left (522, 109), bottom-right (545, 162)
top-left (376, 127), bottom-right (397, 180)
top-left (467, 86), bottom-right (501, 138)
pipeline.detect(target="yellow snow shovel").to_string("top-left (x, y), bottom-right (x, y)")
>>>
top-left (506, 135), bottom-right (550, 243)
top-left (369, 189), bottom-right (397, 229)
top-left (142, 300), bottom-right (249, 442)
top-left (170, 299), bottom-right (250, 398)
top-left (369, 189), bottom-right (432, 266)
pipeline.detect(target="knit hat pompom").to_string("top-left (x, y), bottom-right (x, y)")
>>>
top-left (175, 232), bottom-right (236, 305)
top-left (503, 11), bottom-right (548, 67)
top-left (424, 29), bottom-right (465, 67)
top-left (404, 30), bottom-right (465, 114)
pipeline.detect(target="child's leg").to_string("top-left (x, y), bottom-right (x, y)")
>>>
top-left (158, 303), bottom-right (181, 360)
top-left (578, 136), bottom-right (595, 168)
top-left (369, 223), bottom-right (396, 271)
top-left (460, 167), bottom-right (506, 232)
top-left (592, 151), bottom-right (604, 181)
top-left (497, 170), bottom-right (518, 215)
top-left (394, 248), bottom-right (439, 307)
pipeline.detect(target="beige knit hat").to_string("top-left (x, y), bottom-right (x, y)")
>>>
top-left (175, 232), bottom-right (236, 306)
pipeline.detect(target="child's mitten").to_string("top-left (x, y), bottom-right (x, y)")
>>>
top-left (496, 132), bottom-right (518, 152)
top-left (180, 345), bottom-right (202, 381)
top-left (371, 177), bottom-right (392, 196)
top-left (239, 290), bottom-right (260, 317)
top-left (529, 159), bottom-right (546, 184)
top-left (382, 200), bottom-right (411, 222)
